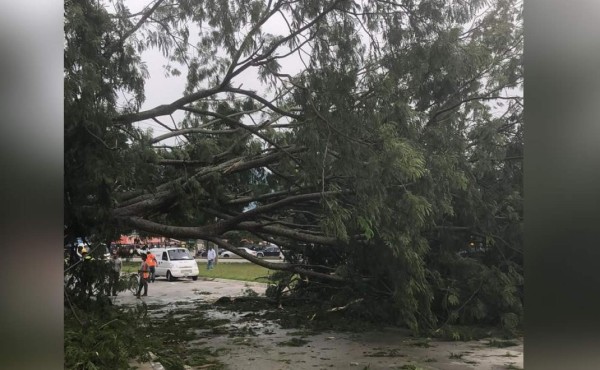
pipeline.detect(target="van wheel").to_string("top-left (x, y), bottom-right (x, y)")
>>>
top-left (167, 271), bottom-right (174, 281)
top-left (191, 276), bottom-right (198, 281)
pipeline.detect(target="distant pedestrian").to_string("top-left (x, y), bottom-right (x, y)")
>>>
top-left (146, 251), bottom-right (157, 283)
top-left (207, 247), bottom-right (216, 270)
top-left (107, 253), bottom-right (122, 296)
top-left (68, 243), bottom-right (79, 266)
top-left (79, 247), bottom-right (95, 297)
top-left (136, 254), bottom-right (149, 298)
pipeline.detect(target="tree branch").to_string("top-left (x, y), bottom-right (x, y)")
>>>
top-left (151, 127), bottom-right (240, 144)
top-left (114, 86), bottom-right (224, 124)
top-left (106, 0), bottom-right (167, 57)
top-left (207, 237), bottom-right (345, 282)
top-left (222, 190), bottom-right (343, 227)
top-left (237, 221), bottom-right (338, 246)
top-left (427, 95), bottom-right (523, 127)
top-left (223, 87), bottom-right (302, 119)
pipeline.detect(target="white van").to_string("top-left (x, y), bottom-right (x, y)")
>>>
top-left (149, 247), bottom-right (199, 281)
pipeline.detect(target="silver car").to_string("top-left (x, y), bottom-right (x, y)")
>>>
top-left (220, 247), bottom-right (258, 258)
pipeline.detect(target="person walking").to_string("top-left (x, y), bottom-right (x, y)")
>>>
top-left (207, 247), bottom-right (216, 270)
top-left (107, 253), bottom-right (122, 296)
top-left (146, 250), bottom-right (157, 283)
top-left (136, 254), bottom-right (150, 298)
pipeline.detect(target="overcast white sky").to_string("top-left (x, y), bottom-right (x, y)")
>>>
top-left (120, 0), bottom-right (306, 145)
top-left (119, 0), bottom-right (521, 145)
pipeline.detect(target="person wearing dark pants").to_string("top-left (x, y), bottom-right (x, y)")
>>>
top-left (207, 247), bottom-right (216, 270)
top-left (107, 253), bottom-right (122, 296)
top-left (136, 254), bottom-right (149, 298)
top-left (79, 248), bottom-right (95, 298)
top-left (146, 251), bottom-right (157, 283)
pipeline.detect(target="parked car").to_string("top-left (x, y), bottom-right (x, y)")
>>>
top-left (221, 247), bottom-right (258, 258)
top-left (256, 246), bottom-right (283, 258)
top-left (135, 246), bottom-right (149, 256)
top-left (199, 249), bottom-right (224, 257)
top-left (149, 247), bottom-right (199, 281)
top-left (242, 244), bottom-right (263, 252)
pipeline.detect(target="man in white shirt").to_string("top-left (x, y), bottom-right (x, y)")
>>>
top-left (207, 247), bottom-right (216, 270)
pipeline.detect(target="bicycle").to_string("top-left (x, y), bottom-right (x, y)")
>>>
top-left (123, 272), bottom-right (140, 296)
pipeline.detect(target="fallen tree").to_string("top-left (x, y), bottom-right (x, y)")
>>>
top-left (65, 0), bottom-right (523, 334)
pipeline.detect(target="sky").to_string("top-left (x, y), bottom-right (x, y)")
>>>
top-left (121, 0), bottom-right (306, 146)
top-left (119, 0), bottom-right (521, 147)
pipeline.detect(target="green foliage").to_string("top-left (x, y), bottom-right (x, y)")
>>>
top-left (357, 216), bottom-right (375, 240)
top-left (64, 0), bottom-right (154, 241)
top-left (64, 303), bottom-right (150, 369)
top-left (431, 324), bottom-right (501, 342)
top-left (487, 339), bottom-right (519, 348)
top-left (65, 294), bottom-right (229, 370)
top-left (399, 364), bottom-right (425, 370)
top-left (65, 258), bottom-right (121, 303)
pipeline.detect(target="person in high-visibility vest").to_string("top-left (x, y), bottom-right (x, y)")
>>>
top-left (146, 251), bottom-right (157, 283)
top-left (136, 254), bottom-right (149, 298)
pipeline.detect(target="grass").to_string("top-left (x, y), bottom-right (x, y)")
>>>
top-left (122, 261), bottom-right (141, 273)
top-left (201, 262), bottom-right (274, 282)
top-left (122, 261), bottom-right (274, 283)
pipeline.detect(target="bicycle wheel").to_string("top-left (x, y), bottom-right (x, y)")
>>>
top-left (125, 273), bottom-right (139, 295)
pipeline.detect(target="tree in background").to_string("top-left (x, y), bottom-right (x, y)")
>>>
top-left (65, 0), bottom-right (522, 333)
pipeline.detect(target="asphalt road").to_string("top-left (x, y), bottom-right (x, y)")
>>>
top-left (121, 275), bottom-right (523, 370)
top-left (113, 276), bottom-right (268, 306)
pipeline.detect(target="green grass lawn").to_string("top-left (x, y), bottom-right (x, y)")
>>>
top-left (122, 261), bottom-right (274, 283)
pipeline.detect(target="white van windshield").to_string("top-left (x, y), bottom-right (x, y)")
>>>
top-left (168, 249), bottom-right (192, 261)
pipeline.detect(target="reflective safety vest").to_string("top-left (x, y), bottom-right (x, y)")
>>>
top-left (139, 261), bottom-right (150, 279)
top-left (146, 253), bottom-right (157, 267)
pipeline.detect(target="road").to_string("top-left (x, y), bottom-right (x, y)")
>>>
top-left (120, 276), bottom-right (523, 370)
top-left (113, 276), bottom-right (268, 306)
